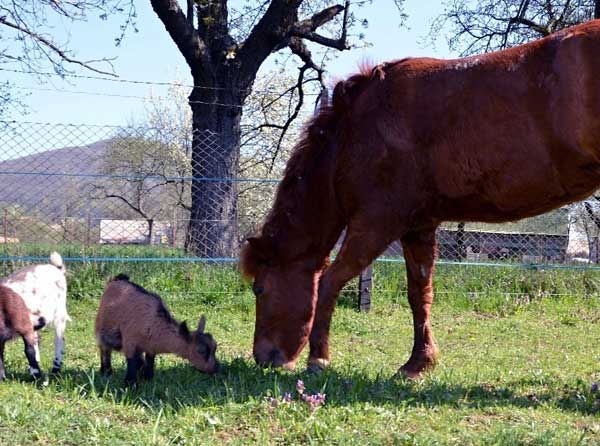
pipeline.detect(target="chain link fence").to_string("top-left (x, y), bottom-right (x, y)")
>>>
top-left (0, 120), bottom-right (598, 266)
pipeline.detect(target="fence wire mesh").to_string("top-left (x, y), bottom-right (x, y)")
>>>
top-left (0, 120), bottom-right (598, 266)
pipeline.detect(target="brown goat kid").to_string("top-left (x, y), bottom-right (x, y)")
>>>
top-left (0, 285), bottom-right (44, 381)
top-left (95, 274), bottom-right (218, 386)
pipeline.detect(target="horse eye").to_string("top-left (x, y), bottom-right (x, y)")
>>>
top-left (252, 285), bottom-right (264, 297)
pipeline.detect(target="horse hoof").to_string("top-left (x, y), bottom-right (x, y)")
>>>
top-left (306, 358), bottom-right (330, 373)
top-left (397, 366), bottom-right (424, 380)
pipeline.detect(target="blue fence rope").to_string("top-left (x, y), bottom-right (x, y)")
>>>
top-left (0, 170), bottom-right (281, 184)
top-left (0, 255), bottom-right (598, 270)
top-left (0, 256), bottom-right (238, 263)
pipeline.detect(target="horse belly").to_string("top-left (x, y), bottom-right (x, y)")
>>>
top-left (437, 155), bottom-right (600, 222)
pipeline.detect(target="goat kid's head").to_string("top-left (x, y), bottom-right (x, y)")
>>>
top-left (178, 315), bottom-right (219, 374)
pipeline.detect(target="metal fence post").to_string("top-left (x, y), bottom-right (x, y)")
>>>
top-left (86, 211), bottom-right (92, 246)
top-left (3, 209), bottom-right (7, 245)
top-left (357, 264), bottom-right (373, 312)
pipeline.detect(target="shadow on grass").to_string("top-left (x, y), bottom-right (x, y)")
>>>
top-left (27, 358), bottom-right (598, 417)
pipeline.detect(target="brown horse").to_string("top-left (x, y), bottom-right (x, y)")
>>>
top-left (241, 21), bottom-right (600, 377)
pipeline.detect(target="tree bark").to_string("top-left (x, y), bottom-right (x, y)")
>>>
top-left (185, 69), bottom-right (246, 257)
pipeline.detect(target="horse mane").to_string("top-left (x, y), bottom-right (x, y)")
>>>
top-left (240, 62), bottom-right (397, 279)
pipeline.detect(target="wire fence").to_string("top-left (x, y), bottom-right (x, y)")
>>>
top-left (0, 120), bottom-right (599, 268)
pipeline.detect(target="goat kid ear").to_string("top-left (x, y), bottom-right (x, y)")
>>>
top-left (197, 315), bottom-right (206, 334)
top-left (179, 321), bottom-right (191, 339)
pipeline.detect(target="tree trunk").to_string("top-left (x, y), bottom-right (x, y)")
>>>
top-left (185, 74), bottom-right (244, 257)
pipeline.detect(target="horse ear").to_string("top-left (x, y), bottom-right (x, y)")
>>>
top-left (316, 87), bottom-right (330, 111)
top-left (332, 80), bottom-right (350, 110)
top-left (197, 315), bottom-right (206, 334)
top-left (179, 321), bottom-right (190, 339)
top-left (246, 237), bottom-right (273, 261)
top-left (241, 236), bottom-right (276, 278)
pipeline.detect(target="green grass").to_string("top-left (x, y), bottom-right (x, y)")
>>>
top-left (0, 262), bottom-right (599, 445)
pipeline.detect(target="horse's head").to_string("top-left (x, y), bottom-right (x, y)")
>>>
top-left (241, 236), bottom-right (322, 370)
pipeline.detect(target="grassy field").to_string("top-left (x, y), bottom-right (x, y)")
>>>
top-left (0, 261), bottom-right (599, 445)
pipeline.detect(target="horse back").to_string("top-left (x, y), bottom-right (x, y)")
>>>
top-left (340, 21), bottom-right (600, 224)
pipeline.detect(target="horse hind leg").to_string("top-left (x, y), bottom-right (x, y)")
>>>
top-left (398, 228), bottom-right (439, 378)
top-left (308, 220), bottom-right (393, 371)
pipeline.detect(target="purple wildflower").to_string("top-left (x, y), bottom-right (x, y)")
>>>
top-left (592, 382), bottom-right (598, 393)
top-left (301, 392), bottom-right (327, 411)
top-left (296, 379), bottom-right (305, 394)
top-left (283, 392), bottom-right (293, 402)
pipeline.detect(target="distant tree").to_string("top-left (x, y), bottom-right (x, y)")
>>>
top-left (568, 197), bottom-right (600, 262)
top-left (97, 72), bottom-right (312, 248)
top-left (93, 135), bottom-right (188, 243)
top-left (432, 0), bottom-right (600, 56)
top-left (149, 0), bottom-right (407, 256)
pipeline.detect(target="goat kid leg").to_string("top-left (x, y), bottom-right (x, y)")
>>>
top-left (142, 354), bottom-right (155, 380)
top-left (33, 332), bottom-right (41, 363)
top-left (99, 345), bottom-right (113, 376)
top-left (51, 318), bottom-right (67, 374)
top-left (124, 351), bottom-right (143, 387)
top-left (23, 335), bottom-right (42, 380)
top-left (0, 341), bottom-right (5, 381)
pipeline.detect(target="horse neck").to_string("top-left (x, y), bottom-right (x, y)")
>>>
top-left (267, 164), bottom-right (344, 267)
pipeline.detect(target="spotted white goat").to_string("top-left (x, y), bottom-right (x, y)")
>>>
top-left (0, 252), bottom-right (69, 374)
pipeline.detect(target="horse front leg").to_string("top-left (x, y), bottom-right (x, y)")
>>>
top-left (399, 229), bottom-right (439, 378)
top-left (308, 223), bottom-right (391, 371)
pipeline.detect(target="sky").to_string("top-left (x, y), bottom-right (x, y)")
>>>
top-left (3, 0), bottom-right (454, 126)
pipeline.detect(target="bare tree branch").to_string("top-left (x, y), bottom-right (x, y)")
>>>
top-left (238, 0), bottom-right (302, 82)
top-left (290, 4), bottom-right (345, 35)
top-left (290, 1), bottom-right (350, 50)
top-left (150, 0), bottom-right (211, 76)
top-left (433, 0), bottom-right (596, 56)
top-left (0, 15), bottom-right (117, 75)
top-left (267, 64), bottom-right (309, 171)
top-left (187, 0), bottom-right (194, 26)
top-left (585, 201), bottom-right (600, 229)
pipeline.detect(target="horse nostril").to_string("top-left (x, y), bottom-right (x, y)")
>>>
top-left (253, 350), bottom-right (269, 367)
top-left (252, 284), bottom-right (264, 296)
